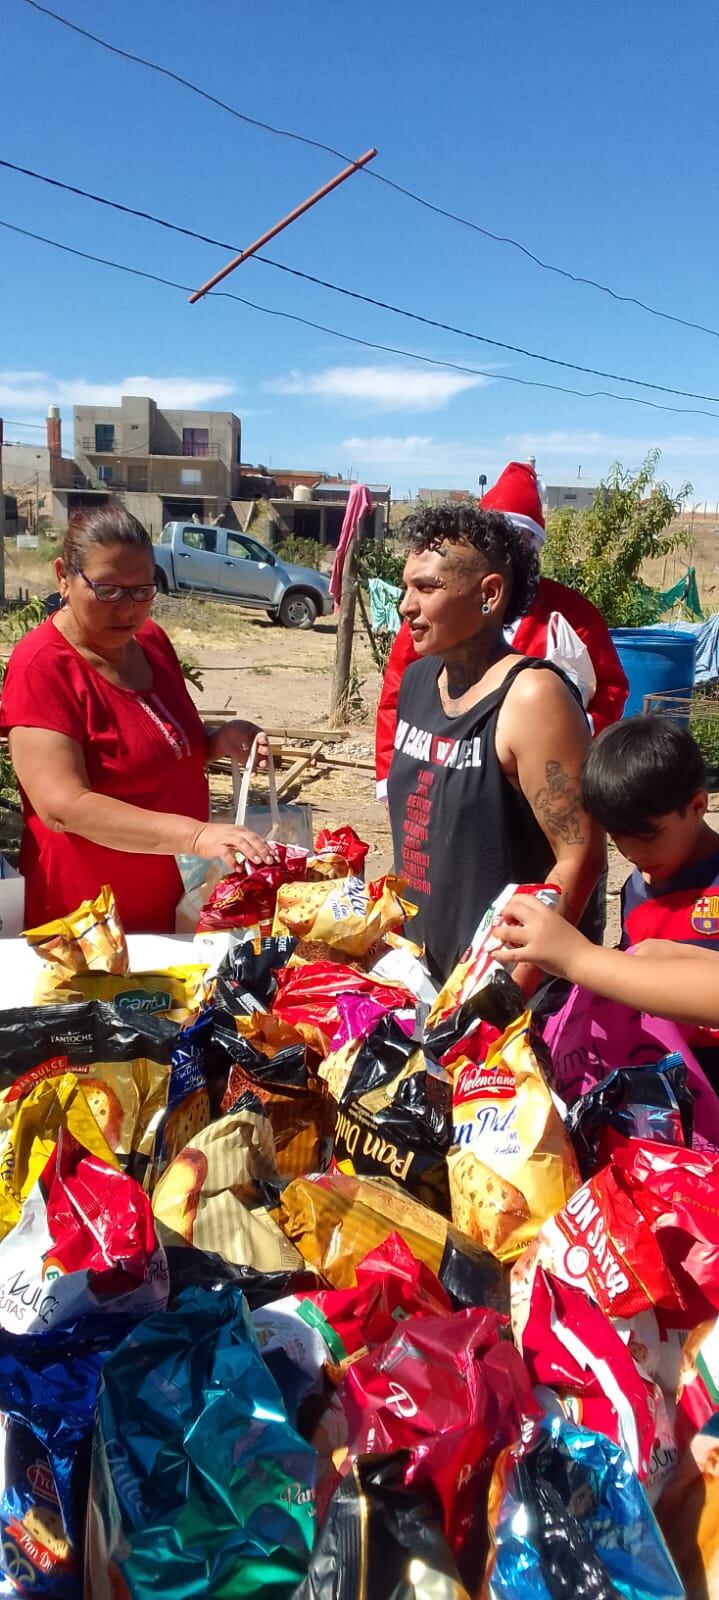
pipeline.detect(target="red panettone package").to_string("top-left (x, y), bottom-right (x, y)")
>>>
top-left (252, 1234), bottom-right (453, 1398)
top-left (511, 1161), bottom-right (682, 1348)
top-left (197, 844), bottom-right (308, 933)
top-left (519, 1267), bottom-right (676, 1501)
top-left (294, 1233), bottom-right (451, 1354)
top-left (611, 1139), bottom-right (719, 1325)
top-left (272, 961), bottom-right (414, 1056)
top-left (314, 1306), bottom-right (538, 1579)
top-left (0, 1128), bottom-right (168, 1333)
top-left (309, 827), bottom-right (369, 879)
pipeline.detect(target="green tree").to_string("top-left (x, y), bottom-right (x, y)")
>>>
top-left (542, 451), bottom-right (691, 627)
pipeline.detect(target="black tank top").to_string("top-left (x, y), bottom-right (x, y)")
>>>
top-left (387, 655), bottom-right (578, 981)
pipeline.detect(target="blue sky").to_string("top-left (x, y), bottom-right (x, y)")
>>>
top-left (2, 0), bottom-right (719, 504)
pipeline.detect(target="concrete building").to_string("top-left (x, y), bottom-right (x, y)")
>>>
top-left (544, 482), bottom-right (598, 511)
top-left (418, 488), bottom-right (473, 505)
top-left (73, 395), bottom-right (243, 536)
top-left (269, 481), bottom-right (390, 548)
top-left (3, 408), bottom-right (105, 527)
top-left (270, 468), bottom-right (331, 495)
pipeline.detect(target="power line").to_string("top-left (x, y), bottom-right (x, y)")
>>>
top-left (19, 0), bottom-right (719, 344)
top-left (3, 418), bottom-right (47, 430)
top-left (2, 158), bottom-right (719, 406)
top-left (2, 214), bottom-right (719, 423)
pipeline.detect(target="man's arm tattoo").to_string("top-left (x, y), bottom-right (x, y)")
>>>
top-left (533, 759), bottom-right (586, 846)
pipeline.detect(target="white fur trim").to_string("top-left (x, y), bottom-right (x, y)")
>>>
top-left (507, 511), bottom-right (546, 546)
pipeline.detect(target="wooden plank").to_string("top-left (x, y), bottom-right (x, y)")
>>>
top-left (274, 740), bottom-right (323, 799)
top-left (316, 753), bottom-right (375, 772)
top-left (198, 716), bottom-right (348, 743)
top-left (279, 746), bottom-right (375, 772)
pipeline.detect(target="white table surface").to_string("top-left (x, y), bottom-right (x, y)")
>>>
top-left (0, 933), bottom-right (199, 1010)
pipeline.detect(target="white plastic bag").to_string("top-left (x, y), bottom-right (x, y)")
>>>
top-left (175, 739), bottom-right (313, 932)
top-left (545, 611), bottom-right (597, 710)
top-left (0, 856), bottom-right (25, 939)
top-left (233, 736), bottom-right (313, 851)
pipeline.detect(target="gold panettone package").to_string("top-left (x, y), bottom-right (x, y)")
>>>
top-left (273, 875), bottom-right (414, 961)
top-left (0, 1000), bottom-right (200, 1194)
top-left (23, 885), bottom-right (129, 977)
top-left (32, 964), bottom-right (209, 1024)
top-left (275, 1171), bottom-right (508, 1316)
top-left (152, 1105), bottom-right (303, 1272)
top-left (448, 1013), bottom-right (579, 1262)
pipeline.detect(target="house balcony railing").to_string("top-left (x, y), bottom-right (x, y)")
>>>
top-left (78, 438), bottom-right (225, 460)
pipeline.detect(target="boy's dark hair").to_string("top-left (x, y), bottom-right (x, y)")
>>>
top-left (582, 715), bottom-right (707, 837)
top-left (403, 502), bottom-right (539, 626)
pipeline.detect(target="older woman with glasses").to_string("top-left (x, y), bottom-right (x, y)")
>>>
top-left (0, 504), bottom-right (275, 932)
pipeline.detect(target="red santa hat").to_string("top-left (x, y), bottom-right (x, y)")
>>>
top-left (480, 460), bottom-right (545, 547)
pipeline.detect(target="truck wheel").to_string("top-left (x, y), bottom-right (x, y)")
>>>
top-left (279, 592), bottom-right (317, 629)
top-left (266, 610), bottom-right (283, 625)
top-left (154, 567), bottom-right (169, 594)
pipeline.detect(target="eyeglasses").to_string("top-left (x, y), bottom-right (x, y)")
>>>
top-left (77, 570), bottom-right (158, 604)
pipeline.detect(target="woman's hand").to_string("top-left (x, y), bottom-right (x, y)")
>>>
top-left (206, 720), bottom-right (270, 769)
top-left (490, 895), bottom-right (588, 981)
top-left (190, 820), bottom-right (276, 869)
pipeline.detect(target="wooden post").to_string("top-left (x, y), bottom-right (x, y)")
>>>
top-left (328, 531), bottom-right (359, 727)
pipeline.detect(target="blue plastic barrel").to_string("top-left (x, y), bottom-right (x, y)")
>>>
top-left (610, 626), bottom-right (697, 718)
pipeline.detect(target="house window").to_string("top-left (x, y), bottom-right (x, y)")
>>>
top-left (182, 428), bottom-right (209, 457)
top-left (181, 469), bottom-right (202, 486)
top-left (95, 424), bottom-right (115, 453)
top-left (97, 465), bottom-right (113, 483)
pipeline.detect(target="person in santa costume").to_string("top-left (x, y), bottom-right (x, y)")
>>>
top-left (375, 461), bottom-right (628, 799)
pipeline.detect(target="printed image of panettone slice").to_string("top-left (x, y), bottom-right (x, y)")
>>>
top-left (162, 1088), bottom-right (211, 1163)
top-left (22, 1505), bottom-right (71, 1564)
top-left (152, 1146), bottom-right (209, 1243)
top-left (449, 1149), bottom-right (529, 1255)
top-left (81, 1080), bottom-right (124, 1150)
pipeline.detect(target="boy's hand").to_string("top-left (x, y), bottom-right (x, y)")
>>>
top-left (491, 895), bottom-right (588, 982)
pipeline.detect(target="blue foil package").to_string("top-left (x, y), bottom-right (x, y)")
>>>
top-left (86, 1283), bottom-right (316, 1600)
top-left (485, 1415), bottom-right (685, 1600)
top-left (0, 1313), bottom-right (141, 1598)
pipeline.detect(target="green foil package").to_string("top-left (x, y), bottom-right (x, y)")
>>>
top-left (85, 1284), bottom-right (316, 1599)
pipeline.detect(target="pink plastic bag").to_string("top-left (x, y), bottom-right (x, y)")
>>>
top-left (328, 994), bottom-right (415, 1053)
top-left (542, 977), bottom-right (719, 1152)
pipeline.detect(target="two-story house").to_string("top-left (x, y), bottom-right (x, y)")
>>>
top-left (73, 395), bottom-right (243, 535)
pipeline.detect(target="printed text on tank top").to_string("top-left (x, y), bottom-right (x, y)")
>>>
top-left (387, 656), bottom-right (584, 979)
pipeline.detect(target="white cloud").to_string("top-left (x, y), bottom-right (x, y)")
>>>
top-left (264, 365), bottom-right (489, 412)
top-left (0, 369), bottom-right (49, 384)
top-left (0, 371), bottom-right (235, 414)
top-left (338, 429), bottom-right (719, 504)
top-left (504, 429), bottom-right (719, 467)
top-left (341, 435), bottom-right (432, 462)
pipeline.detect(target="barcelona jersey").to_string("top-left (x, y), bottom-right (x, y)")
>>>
top-left (621, 846), bottom-right (719, 1062)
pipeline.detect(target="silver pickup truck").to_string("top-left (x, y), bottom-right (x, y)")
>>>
top-left (153, 521), bottom-right (333, 629)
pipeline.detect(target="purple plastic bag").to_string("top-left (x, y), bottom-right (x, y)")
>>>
top-left (542, 972), bottom-right (719, 1152)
